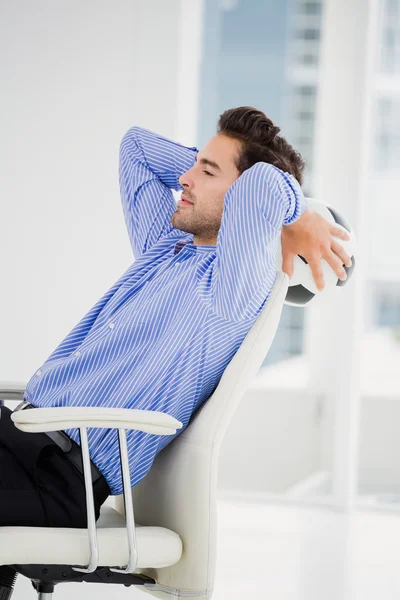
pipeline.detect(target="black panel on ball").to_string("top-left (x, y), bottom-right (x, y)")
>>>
top-left (286, 285), bottom-right (315, 305)
top-left (326, 206), bottom-right (351, 233)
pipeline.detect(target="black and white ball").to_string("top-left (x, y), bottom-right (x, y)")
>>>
top-left (275, 197), bottom-right (357, 307)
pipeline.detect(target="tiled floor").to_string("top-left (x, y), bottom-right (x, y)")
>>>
top-left (11, 499), bottom-right (400, 600)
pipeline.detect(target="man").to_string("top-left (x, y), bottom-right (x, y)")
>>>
top-left (0, 106), bottom-right (351, 530)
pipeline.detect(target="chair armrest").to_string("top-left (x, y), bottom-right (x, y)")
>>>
top-left (0, 381), bottom-right (27, 402)
top-left (11, 406), bottom-right (182, 436)
top-left (10, 405), bottom-right (182, 576)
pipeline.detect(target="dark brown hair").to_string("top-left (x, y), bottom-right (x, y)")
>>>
top-left (217, 106), bottom-right (305, 185)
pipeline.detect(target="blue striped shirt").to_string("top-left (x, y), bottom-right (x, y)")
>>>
top-left (24, 126), bottom-right (308, 495)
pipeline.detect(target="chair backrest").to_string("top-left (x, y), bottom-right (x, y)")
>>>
top-left (114, 271), bottom-right (289, 600)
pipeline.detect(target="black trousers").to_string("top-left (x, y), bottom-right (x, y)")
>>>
top-left (0, 405), bottom-right (109, 528)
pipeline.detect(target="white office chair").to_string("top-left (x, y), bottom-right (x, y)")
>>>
top-left (0, 271), bottom-right (289, 600)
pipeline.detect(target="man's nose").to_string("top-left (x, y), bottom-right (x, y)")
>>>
top-left (179, 169), bottom-right (194, 189)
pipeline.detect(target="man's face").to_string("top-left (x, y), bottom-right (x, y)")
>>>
top-left (171, 133), bottom-right (242, 246)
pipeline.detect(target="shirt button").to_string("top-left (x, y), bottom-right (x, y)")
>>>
top-left (74, 351), bottom-right (81, 357)
top-left (108, 322), bottom-right (115, 329)
top-left (36, 370), bottom-right (42, 376)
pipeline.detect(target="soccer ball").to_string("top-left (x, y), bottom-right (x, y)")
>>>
top-left (275, 197), bottom-right (357, 307)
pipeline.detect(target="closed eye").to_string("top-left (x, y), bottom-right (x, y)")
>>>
top-left (203, 170), bottom-right (214, 176)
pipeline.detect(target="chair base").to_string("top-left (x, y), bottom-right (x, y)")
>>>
top-left (8, 564), bottom-right (156, 599)
top-left (0, 588), bottom-right (15, 600)
top-left (0, 566), bottom-right (17, 600)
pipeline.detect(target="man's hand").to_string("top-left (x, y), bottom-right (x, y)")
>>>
top-left (280, 208), bottom-right (352, 292)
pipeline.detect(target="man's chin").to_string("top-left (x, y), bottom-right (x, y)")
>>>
top-left (171, 216), bottom-right (188, 230)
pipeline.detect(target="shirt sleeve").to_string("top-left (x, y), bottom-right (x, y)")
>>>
top-left (201, 161), bottom-right (308, 323)
top-left (119, 126), bottom-right (198, 259)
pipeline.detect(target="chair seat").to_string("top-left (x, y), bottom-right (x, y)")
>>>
top-left (0, 505), bottom-right (182, 570)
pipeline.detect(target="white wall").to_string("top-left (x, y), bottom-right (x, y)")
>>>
top-left (219, 385), bottom-right (400, 498)
top-left (0, 0), bottom-right (183, 385)
top-left (219, 386), bottom-right (321, 493)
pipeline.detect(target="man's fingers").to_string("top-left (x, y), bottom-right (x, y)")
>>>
top-left (281, 253), bottom-right (295, 278)
top-left (331, 240), bottom-right (352, 268)
top-left (332, 226), bottom-right (351, 241)
top-left (326, 251), bottom-right (347, 280)
top-left (308, 257), bottom-right (325, 291)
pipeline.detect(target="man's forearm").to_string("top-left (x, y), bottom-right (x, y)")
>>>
top-left (120, 126), bottom-right (198, 191)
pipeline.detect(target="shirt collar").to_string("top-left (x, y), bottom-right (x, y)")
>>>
top-left (174, 237), bottom-right (216, 255)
